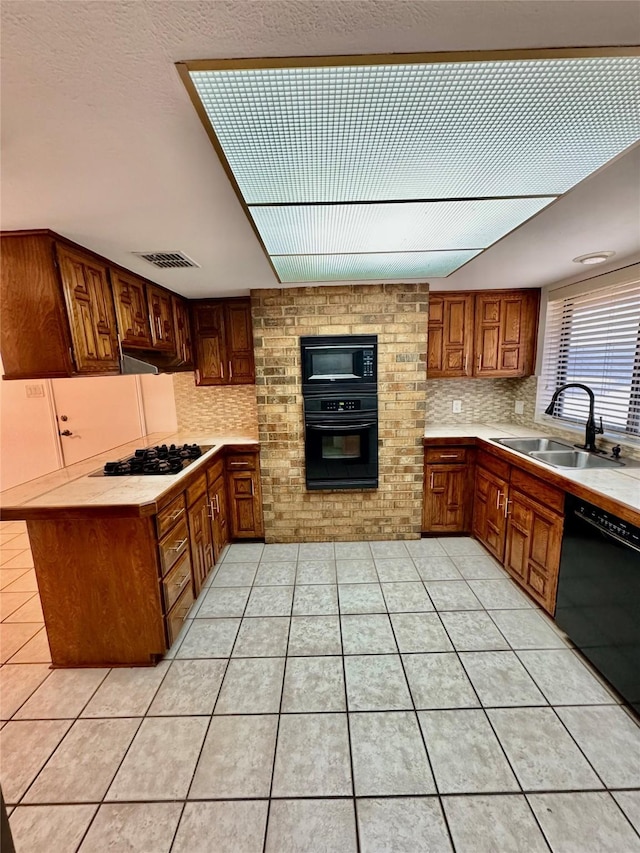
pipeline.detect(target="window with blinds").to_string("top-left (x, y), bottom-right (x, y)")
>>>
top-left (539, 279), bottom-right (640, 436)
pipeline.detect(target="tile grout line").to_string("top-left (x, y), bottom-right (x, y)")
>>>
top-left (336, 590), bottom-right (361, 853)
top-left (382, 564), bottom-right (459, 853)
top-left (260, 580), bottom-right (293, 853)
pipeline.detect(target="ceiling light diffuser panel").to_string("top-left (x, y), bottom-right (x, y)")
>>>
top-left (183, 52), bottom-right (640, 282)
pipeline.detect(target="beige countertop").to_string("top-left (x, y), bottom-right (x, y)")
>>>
top-left (0, 432), bottom-right (258, 514)
top-left (424, 423), bottom-right (640, 517)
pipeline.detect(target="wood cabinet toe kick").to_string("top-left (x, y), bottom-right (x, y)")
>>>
top-left (10, 444), bottom-right (263, 667)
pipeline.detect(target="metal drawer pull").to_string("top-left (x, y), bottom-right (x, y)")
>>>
top-left (169, 508), bottom-right (184, 520)
top-left (504, 499), bottom-right (513, 518)
top-left (229, 360), bottom-right (233, 379)
top-left (229, 461), bottom-right (250, 466)
top-left (177, 605), bottom-right (190, 619)
top-left (170, 538), bottom-right (188, 551)
top-left (174, 575), bottom-right (190, 592)
top-left (429, 472), bottom-right (434, 489)
top-left (250, 478), bottom-right (254, 496)
top-left (215, 494), bottom-right (220, 513)
top-left (439, 454), bottom-right (459, 459)
top-left (496, 490), bottom-right (504, 510)
top-left (207, 499), bottom-right (215, 518)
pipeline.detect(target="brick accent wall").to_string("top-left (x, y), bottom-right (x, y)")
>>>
top-left (172, 374), bottom-right (259, 437)
top-left (252, 284), bottom-right (428, 543)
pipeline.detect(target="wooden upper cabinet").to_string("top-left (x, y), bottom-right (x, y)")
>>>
top-left (192, 297), bottom-right (255, 386)
top-left (192, 301), bottom-right (226, 385)
top-left (147, 284), bottom-right (175, 353)
top-left (428, 289), bottom-right (540, 379)
top-left (474, 290), bottom-right (540, 378)
top-left (172, 296), bottom-right (194, 368)
top-left (427, 293), bottom-right (474, 378)
top-left (111, 269), bottom-right (152, 349)
top-left (226, 299), bottom-right (255, 384)
top-left (56, 245), bottom-right (120, 374)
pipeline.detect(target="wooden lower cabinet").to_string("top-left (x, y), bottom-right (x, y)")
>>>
top-left (187, 491), bottom-right (215, 598)
top-left (227, 452), bottom-right (264, 539)
top-left (472, 466), bottom-right (509, 562)
top-left (504, 488), bottom-right (563, 614)
top-left (423, 464), bottom-right (471, 532)
top-left (25, 445), bottom-right (263, 667)
top-left (470, 448), bottom-right (565, 615)
top-left (209, 473), bottom-right (229, 560)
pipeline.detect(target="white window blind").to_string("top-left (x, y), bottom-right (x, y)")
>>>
top-left (539, 279), bottom-right (640, 436)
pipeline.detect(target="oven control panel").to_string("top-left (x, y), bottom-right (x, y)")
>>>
top-left (321, 399), bottom-right (361, 411)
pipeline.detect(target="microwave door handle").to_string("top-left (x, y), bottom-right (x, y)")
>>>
top-left (305, 345), bottom-right (374, 350)
top-left (306, 422), bottom-right (376, 430)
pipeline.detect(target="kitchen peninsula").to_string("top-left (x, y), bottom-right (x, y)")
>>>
top-left (0, 433), bottom-right (262, 667)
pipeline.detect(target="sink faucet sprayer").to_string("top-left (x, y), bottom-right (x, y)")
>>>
top-left (544, 383), bottom-right (604, 453)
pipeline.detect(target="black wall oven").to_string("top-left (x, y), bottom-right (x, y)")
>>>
top-left (304, 395), bottom-right (378, 490)
top-left (301, 334), bottom-right (377, 393)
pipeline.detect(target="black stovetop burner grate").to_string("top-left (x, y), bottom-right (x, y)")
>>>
top-left (100, 443), bottom-right (204, 476)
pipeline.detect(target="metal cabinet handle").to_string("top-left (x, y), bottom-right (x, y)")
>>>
top-left (477, 355), bottom-right (482, 371)
top-left (229, 360), bottom-right (233, 379)
top-left (170, 538), bottom-right (188, 551)
top-left (250, 477), bottom-right (254, 496)
top-left (439, 454), bottom-right (458, 459)
top-left (215, 494), bottom-right (220, 513)
top-left (464, 355), bottom-right (468, 373)
top-left (229, 461), bottom-right (250, 467)
top-left (169, 508), bottom-right (184, 521)
top-left (220, 361), bottom-right (224, 379)
top-left (429, 472), bottom-right (434, 489)
top-left (207, 499), bottom-right (215, 518)
top-left (174, 575), bottom-right (190, 592)
top-left (504, 499), bottom-right (513, 518)
top-left (496, 490), bottom-right (504, 510)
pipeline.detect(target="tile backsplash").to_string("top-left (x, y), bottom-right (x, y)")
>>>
top-left (172, 374), bottom-right (259, 437)
top-left (425, 377), bottom-right (534, 425)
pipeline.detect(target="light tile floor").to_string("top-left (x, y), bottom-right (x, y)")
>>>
top-left (1, 524), bottom-right (640, 852)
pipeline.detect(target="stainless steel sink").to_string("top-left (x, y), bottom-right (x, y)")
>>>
top-left (495, 437), bottom-right (573, 453)
top-left (528, 450), bottom-right (623, 469)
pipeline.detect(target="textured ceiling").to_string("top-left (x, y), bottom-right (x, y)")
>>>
top-left (1, 0), bottom-right (640, 297)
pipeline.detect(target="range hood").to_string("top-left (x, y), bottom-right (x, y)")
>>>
top-left (120, 353), bottom-right (160, 375)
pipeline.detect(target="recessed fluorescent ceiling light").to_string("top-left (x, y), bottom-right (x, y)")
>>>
top-left (184, 53), bottom-right (640, 283)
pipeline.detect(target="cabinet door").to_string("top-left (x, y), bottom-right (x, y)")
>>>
top-left (505, 490), bottom-right (562, 614)
top-left (193, 301), bottom-right (226, 386)
top-left (172, 296), bottom-right (194, 368)
top-left (147, 284), bottom-right (176, 352)
top-left (474, 291), bottom-right (539, 378)
top-left (225, 299), bottom-right (255, 384)
top-left (188, 493), bottom-right (214, 597)
top-left (228, 469), bottom-right (264, 539)
top-left (209, 474), bottom-right (229, 561)
top-left (423, 464), bottom-right (471, 532)
top-left (472, 466), bottom-right (508, 562)
top-left (111, 270), bottom-right (152, 349)
top-left (57, 245), bottom-right (120, 374)
top-left (427, 294), bottom-right (474, 378)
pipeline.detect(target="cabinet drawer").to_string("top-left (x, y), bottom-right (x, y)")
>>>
top-left (425, 447), bottom-right (468, 464)
top-left (166, 583), bottom-right (194, 647)
top-left (162, 550), bottom-right (192, 613)
top-left (157, 493), bottom-right (186, 538)
top-left (476, 449), bottom-right (511, 480)
top-left (510, 466), bottom-right (564, 514)
top-left (226, 453), bottom-right (257, 471)
top-left (159, 517), bottom-right (190, 576)
top-left (207, 456), bottom-right (225, 485)
top-left (186, 474), bottom-right (207, 507)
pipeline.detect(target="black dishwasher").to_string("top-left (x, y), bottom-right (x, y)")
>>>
top-left (555, 494), bottom-right (640, 714)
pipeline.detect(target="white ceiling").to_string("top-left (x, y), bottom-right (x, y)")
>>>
top-left (2, 0), bottom-right (639, 297)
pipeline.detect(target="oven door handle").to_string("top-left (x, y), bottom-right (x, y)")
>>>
top-left (306, 422), bottom-right (376, 431)
top-left (573, 511), bottom-right (640, 554)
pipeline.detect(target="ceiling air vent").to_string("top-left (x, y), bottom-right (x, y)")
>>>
top-left (132, 251), bottom-right (200, 269)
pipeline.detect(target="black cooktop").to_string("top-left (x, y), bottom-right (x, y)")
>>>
top-left (92, 444), bottom-right (210, 476)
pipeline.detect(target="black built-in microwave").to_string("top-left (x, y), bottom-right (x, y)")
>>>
top-left (300, 334), bottom-right (377, 392)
